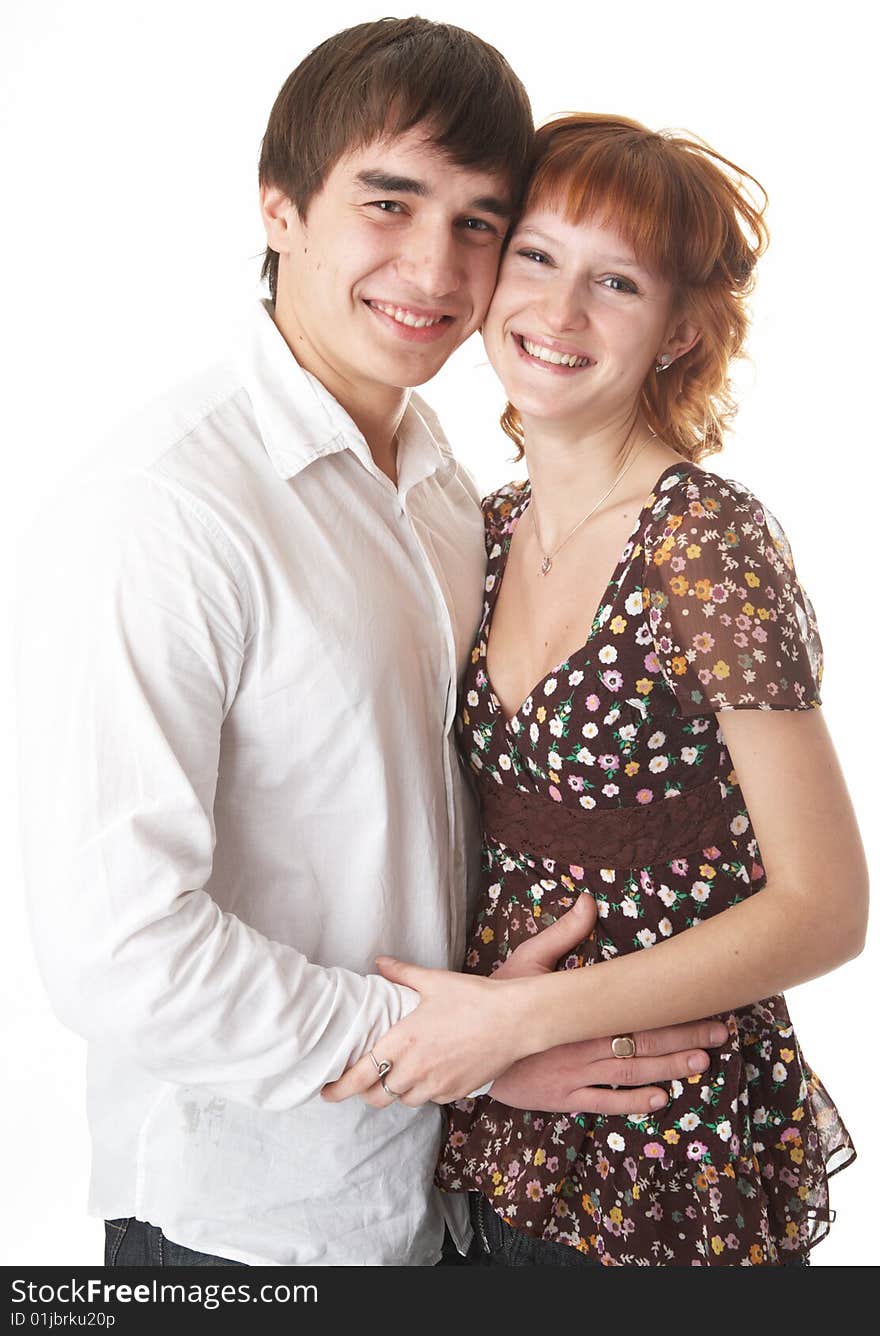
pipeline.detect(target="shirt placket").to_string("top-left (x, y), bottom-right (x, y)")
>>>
top-left (397, 474), bottom-right (465, 962)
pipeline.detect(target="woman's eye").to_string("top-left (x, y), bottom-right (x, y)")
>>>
top-left (602, 275), bottom-right (638, 293)
top-left (518, 248), bottom-right (551, 265)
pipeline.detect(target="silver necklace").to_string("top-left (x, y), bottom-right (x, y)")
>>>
top-left (530, 431), bottom-right (658, 576)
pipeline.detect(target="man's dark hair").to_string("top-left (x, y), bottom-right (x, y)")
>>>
top-left (258, 17), bottom-right (534, 300)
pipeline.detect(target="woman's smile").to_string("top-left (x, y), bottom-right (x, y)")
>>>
top-left (511, 330), bottom-right (596, 372)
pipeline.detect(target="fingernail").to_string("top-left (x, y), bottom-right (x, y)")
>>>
top-left (710, 1025), bottom-right (727, 1044)
top-left (650, 1094), bottom-right (668, 1110)
top-left (688, 1054), bottom-right (709, 1073)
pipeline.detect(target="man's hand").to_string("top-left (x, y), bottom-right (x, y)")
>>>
top-left (488, 893), bottom-right (728, 1113)
top-left (486, 1022), bottom-right (726, 1114)
top-left (491, 892), bottom-right (597, 982)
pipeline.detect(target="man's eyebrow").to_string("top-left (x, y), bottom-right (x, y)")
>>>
top-left (355, 170), bottom-right (511, 219)
top-left (469, 195), bottom-right (511, 220)
top-left (355, 170), bottom-right (430, 196)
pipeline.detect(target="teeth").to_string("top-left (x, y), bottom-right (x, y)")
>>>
top-left (522, 337), bottom-right (590, 368)
top-left (371, 302), bottom-right (446, 329)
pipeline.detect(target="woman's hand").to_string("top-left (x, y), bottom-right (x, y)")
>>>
top-left (321, 900), bottom-right (604, 1109)
top-left (322, 894), bottom-right (728, 1111)
top-left (322, 961), bottom-right (525, 1106)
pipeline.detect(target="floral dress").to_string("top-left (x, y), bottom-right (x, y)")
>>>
top-left (436, 460), bottom-right (855, 1266)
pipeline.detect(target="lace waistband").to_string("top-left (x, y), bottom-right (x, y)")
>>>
top-left (479, 778), bottom-right (736, 869)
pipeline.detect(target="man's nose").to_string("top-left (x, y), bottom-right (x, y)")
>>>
top-left (396, 224), bottom-right (461, 302)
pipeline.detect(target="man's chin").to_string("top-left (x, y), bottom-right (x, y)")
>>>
top-left (407, 331), bottom-right (482, 386)
top-left (368, 347), bottom-right (458, 390)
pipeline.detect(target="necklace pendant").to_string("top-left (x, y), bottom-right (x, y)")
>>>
top-left (540, 556), bottom-right (552, 576)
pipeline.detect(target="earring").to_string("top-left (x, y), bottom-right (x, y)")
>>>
top-left (655, 354), bottom-right (674, 373)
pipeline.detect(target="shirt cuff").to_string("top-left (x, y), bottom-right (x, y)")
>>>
top-left (465, 1079), bottom-right (494, 1099)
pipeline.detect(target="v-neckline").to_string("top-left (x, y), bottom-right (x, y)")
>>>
top-left (483, 461), bottom-right (688, 730)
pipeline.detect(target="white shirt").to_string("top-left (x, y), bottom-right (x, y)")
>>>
top-left (16, 300), bottom-right (485, 1265)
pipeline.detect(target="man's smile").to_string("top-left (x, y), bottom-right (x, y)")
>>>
top-left (365, 299), bottom-right (456, 342)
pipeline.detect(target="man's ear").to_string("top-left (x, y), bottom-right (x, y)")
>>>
top-left (260, 184), bottom-right (301, 256)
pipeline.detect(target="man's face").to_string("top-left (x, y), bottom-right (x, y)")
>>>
top-left (262, 127), bottom-right (512, 395)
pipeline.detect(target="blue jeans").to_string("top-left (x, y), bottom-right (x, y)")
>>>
top-left (469, 1193), bottom-right (599, 1267)
top-left (105, 1217), bottom-right (468, 1267)
top-left (466, 1194), bottom-right (809, 1267)
top-left (104, 1218), bottom-right (246, 1267)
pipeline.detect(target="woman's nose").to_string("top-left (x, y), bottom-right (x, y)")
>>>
top-left (540, 279), bottom-right (588, 333)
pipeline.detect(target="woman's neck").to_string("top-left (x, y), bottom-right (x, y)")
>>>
top-left (521, 410), bottom-right (673, 551)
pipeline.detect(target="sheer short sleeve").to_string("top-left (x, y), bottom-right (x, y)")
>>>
top-left (482, 481), bottom-right (528, 558)
top-left (644, 468), bottom-right (823, 716)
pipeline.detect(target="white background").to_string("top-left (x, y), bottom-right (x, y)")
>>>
top-left (1, 0), bottom-right (876, 1266)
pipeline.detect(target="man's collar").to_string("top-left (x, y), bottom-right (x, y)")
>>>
top-left (238, 300), bottom-right (453, 492)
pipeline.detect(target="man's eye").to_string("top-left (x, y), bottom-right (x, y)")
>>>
top-left (602, 275), bottom-right (638, 293)
top-left (462, 217), bottom-right (496, 234)
top-left (370, 200), bottom-right (405, 214)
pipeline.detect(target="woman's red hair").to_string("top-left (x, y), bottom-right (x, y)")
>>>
top-left (501, 114), bottom-right (769, 461)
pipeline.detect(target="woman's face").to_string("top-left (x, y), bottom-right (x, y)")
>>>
top-left (483, 207), bottom-right (680, 433)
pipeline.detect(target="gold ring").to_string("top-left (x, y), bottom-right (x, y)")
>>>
top-left (611, 1035), bottom-right (636, 1059)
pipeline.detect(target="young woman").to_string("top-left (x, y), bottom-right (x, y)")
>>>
top-left (325, 114), bottom-right (866, 1265)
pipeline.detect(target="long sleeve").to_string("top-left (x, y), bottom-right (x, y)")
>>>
top-left (16, 469), bottom-right (418, 1109)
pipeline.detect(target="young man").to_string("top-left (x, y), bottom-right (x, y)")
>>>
top-left (17, 19), bottom-right (723, 1267)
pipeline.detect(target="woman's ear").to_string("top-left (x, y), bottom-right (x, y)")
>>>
top-left (657, 314), bottom-right (702, 368)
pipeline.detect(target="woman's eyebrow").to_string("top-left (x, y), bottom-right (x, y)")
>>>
top-left (514, 225), bottom-right (612, 251)
top-left (513, 226), bottom-right (557, 246)
top-left (604, 253), bottom-right (644, 269)
top-left (514, 226), bottom-right (646, 268)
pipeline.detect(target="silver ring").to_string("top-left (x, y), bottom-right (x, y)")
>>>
top-left (369, 1050), bottom-right (392, 1080)
top-left (611, 1034), bottom-right (637, 1059)
top-left (380, 1078), bottom-right (402, 1100)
